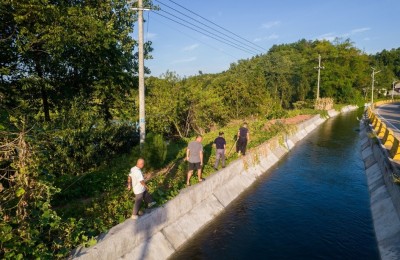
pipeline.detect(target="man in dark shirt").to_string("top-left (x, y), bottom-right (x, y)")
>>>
top-left (213, 131), bottom-right (226, 170)
top-left (236, 122), bottom-right (250, 156)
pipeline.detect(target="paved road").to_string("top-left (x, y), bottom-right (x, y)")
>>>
top-left (375, 102), bottom-right (400, 136)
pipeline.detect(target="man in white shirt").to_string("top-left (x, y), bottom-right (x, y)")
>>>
top-left (127, 158), bottom-right (156, 219)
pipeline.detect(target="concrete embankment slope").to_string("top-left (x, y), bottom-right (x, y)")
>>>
top-left (72, 105), bottom-right (358, 260)
top-left (360, 115), bottom-right (400, 259)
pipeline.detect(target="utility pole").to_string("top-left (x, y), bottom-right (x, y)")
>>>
top-left (314, 54), bottom-right (324, 100)
top-left (392, 80), bottom-right (398, 101)
top-left (371, 67), bottom-right (381, 108)
top-left (138, 0), bottom-right (145, 147)
top-left (129, 0), bottom-right (150, 147)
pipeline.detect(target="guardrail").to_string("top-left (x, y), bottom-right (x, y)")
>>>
top-left (367, 100), bottom-right (400, 161)
top-left (373, 99), bottom-right (395, 107)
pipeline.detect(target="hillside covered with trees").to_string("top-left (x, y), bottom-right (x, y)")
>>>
top-left (1, 0), bottom-right (400, 258)
top-left (144, 38), bottom-right (399, 137)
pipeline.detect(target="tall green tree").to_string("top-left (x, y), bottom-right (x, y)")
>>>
top-left (146, 71), bottom-right (185, 136)
top-left (1, 0), bottom-right (145, 122)
top-left (0, 0), bottom-right (153, 258)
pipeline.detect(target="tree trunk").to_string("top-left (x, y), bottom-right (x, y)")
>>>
top-left (172, 120), bottom-right (183, 138)
top-left (102, 99), bottom-right (112, 122)
top-left (184, 108), bottom-right (192, 137)
top-left (35, 61), bottom-right (50, 122)
top-left (40, 85), bottom-right (50, 122)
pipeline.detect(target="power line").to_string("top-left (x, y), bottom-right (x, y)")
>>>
top-left (150, 14), bottom-right (241, 60)
top-left (155, 0), bottom-right (265, 54)
top-left (161, 0), bottom-right (267, 53)
top-left (152, 11), bottom-right (258, 55)
top-left (157, 8), bottom-right (259, 55)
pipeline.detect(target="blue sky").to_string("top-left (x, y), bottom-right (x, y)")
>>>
top-left (138, 0), bottom-right (400, 77)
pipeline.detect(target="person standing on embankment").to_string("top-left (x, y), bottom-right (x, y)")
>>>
top-left (186, 135), bottom-right (204, 186)
top-left (213, 131), bottom-right (226, 170)
top-left (236, 122), bottom-right (250, 156)
top-left (127, 158), bottom-right (156, 220)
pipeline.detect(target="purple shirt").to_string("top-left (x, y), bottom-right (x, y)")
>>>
top-left (239, 127), bottom-right (248, 139)
top-left (214, 136), bottom-right (226, 149)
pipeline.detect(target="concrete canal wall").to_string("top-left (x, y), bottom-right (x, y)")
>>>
top-left (71, 105), bottom-right (358, 260)
top-left (360, 109), bottom-right (400, 259)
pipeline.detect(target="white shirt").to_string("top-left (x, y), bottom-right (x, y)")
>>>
top-left (129, 166), bottom-right (146, 194)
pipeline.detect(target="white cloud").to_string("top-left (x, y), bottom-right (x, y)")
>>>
top-left (182, 44), bottom-right (200, 51)
top-left (351, 27), bottom-right (370, 34)
top-left (317, 32), bottom-right (336, 41)
top-left (171, 57), bottom-right (197, 64)
top-left (316, 27), bottom-right (371, 42)
top-left (262, 21), bottom-right (281, 29)
top-left (254, 34), bottom-right (279, 42)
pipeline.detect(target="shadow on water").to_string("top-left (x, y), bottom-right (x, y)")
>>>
top-left (170, 110), bottom-right (380, 260)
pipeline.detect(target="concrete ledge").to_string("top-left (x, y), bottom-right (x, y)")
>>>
top-left (161, 194), bottom-right (224, 250)
top-left (305, 123), bottom-right (317, 133)
top-left (362, 147), bottom-right (373, 160)
top-left (119, 231), bottom-right (175, 260)
top-left (271, 144), bottom-right (288, 159)
top-left (213, 172), bottom-right (256, 206)
top-left (284, 137), bottom-right (295, 150)
top-left (360, 115), bottom-right (400, 260)
top-left (72, 105), bottom-right (358, 260)
top-left (259, 151), bottom-right (279, 172)
top-left (328, 109), bottom-right (339, 117)
top-left (288, 132), bottom-right (301, 145)
top-left (296, 129), bottom-right (307, 140)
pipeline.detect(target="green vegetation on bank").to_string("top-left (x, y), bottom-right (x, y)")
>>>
top-left (1, 0), bottom-right (400, 258)
top-left (52, 110), bottom-right (311, 252)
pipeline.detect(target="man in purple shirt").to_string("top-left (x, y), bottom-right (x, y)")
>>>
top-left (236, 122), bottom-right (250, 156)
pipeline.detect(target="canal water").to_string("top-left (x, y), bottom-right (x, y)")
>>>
top-left (171, 110), bottom-right (380, 260)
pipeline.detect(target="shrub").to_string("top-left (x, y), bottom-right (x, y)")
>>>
top-left (1, 108), bottom-right (139, 258)
top-left (265, 109), bottom-right (288, 120)
top-left (37, 100), bottom-right (138, 176)
top-left (141, 133), bottom-right (167, 169)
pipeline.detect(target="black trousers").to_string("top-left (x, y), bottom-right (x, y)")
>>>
top-left (133, 190), bottom-right (153, 215)
top-left (236, 137), bottom-right (248, 155)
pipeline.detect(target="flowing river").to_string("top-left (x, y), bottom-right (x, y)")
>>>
top-left (171, 110), bottom-right (380, 259)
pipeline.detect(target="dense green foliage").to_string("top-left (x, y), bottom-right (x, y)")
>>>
top-left (1, 0), bottom-right (400, 257)
top-left (146, 40), bottom-right (399, 138)
top-left (0, 0), bottom-right (146, 258)
top-left (142, 133), bottom-right (168, 169)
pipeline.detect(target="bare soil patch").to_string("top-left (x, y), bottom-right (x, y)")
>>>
top-left (264, 114), bottom-right (313, 130)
